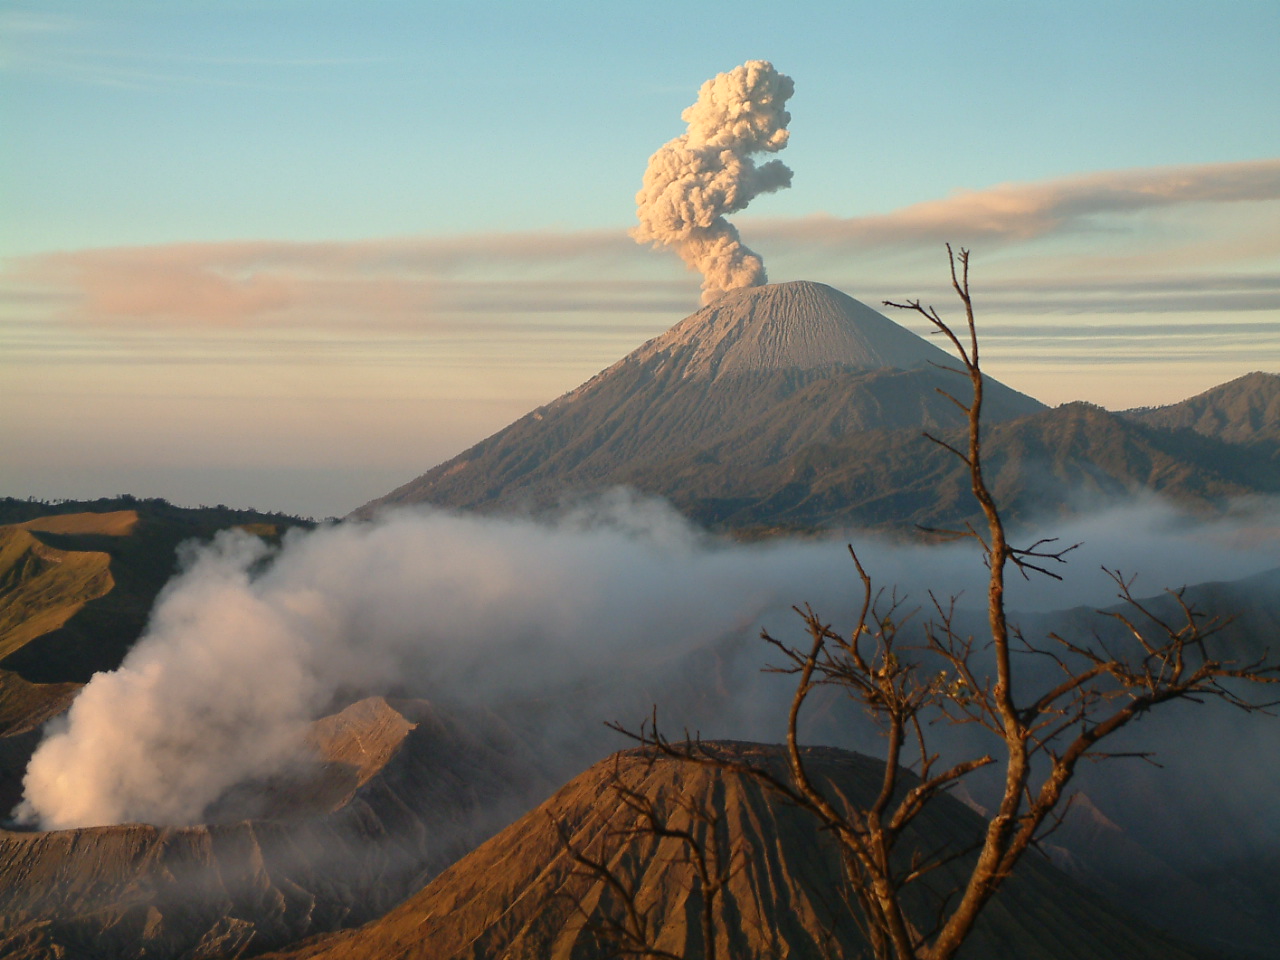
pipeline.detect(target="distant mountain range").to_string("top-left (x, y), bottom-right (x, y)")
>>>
top-left (357, 281), bottom-right (1280, 534)
top-left (1123, 370), bottom-right (1280, 445)
top-left (635, 396), bottom-right (1280, 533)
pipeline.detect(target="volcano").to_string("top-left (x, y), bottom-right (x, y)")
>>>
top-left (355, 282), bottom-right (1044, 520)
top-left (264, 744), bottom-right (1207, 960)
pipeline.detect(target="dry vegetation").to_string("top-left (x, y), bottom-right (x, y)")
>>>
top-left (607, 248), bottom-right (1280, 960)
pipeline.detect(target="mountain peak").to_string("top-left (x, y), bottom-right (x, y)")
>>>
top-left (630, 280), bottom-right (954, 382)
top-left (355, 281), bottom-right (1045, 522)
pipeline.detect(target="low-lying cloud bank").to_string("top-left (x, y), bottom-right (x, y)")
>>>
top-left (14, 493), bottom-right (1280, 831)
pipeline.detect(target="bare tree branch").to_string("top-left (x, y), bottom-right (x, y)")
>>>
top-left (598, 246), bottom-right (1280, 960)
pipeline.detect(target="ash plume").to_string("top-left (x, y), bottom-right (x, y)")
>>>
top-left (13, 493), bottom-right (1280, 831)
top-left (632, 60), bottom-right (794, 303)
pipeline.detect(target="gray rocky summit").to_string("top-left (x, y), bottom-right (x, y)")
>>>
top-left (623, 280), bottom-right (954, 381)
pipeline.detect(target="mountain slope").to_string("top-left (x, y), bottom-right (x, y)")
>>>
top-left (0, 697), bottom-right (557, 960)
top-left (623, 279), bottom-right (957, 378)
top-left (6, 566), bottom-right (1277, 959)
top-left (625, 401), bottom-right (1280, 533)
top-left (265, 745), bottom-right (1209, 960)
top-left (961, 567), bottom-right (1280, 960)
top-left (1122, 371), bottom-right (1280, 445)
top-left (0, 523), bottom-right (118, 663)
top-left (357, 282), bottom-right (1044, 518)
top-left (0, 499), bottom-right (312, 685)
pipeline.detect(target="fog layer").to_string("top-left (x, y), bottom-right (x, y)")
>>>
top-left (15, 493), bottom-right (1280, 830)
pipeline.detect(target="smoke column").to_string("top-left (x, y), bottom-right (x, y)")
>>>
top-left (632, 60), bottom-right (794, 303)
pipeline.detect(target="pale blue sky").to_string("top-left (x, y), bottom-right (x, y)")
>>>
top-left (6, 0), bottom-right (1277, 252)
top-left (3, 0), bottom-right (1279, 516)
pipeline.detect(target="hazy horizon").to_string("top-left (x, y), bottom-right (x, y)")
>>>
top-left (3, 0), bottom-right (1278, 518)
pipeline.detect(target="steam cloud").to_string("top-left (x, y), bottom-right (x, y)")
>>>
top-left (14, 493), bottom-right (1280, 831)
top-left (632, 60), bottom-right (794, 303)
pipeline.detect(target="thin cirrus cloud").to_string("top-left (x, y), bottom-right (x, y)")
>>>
top-left (0, 12), bottom-right (390, 92)
top-left (940, 273), bottom-right (1280, 316)
top-left (4, 158), bottom-right (1278, 332)
top-left (0, 10), bottom-right (79, 33)
top-left (5, 232), bottom-right (665, 330)
top-left (756, 157), bottom-right (1280, 246)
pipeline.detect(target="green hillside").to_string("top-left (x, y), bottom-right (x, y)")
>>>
top-left (0, 525), bottom-right (116, 663)
top-left (0, 497), bottom-right (312, 686)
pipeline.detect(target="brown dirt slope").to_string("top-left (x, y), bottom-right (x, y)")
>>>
top-left (0, 671), bottom-right (80, 739)
top-left (266, 744), bottom-right (1210, 960)
top-left (18, 510), bottom-right (140, 537)
top-left (0, 697), bottom-right (557, 960)
top-left (0, 511), bottom-right (140, 671)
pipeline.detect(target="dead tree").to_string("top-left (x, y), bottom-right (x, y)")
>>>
top-left (617, 246), bottom-right (1280, 960)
